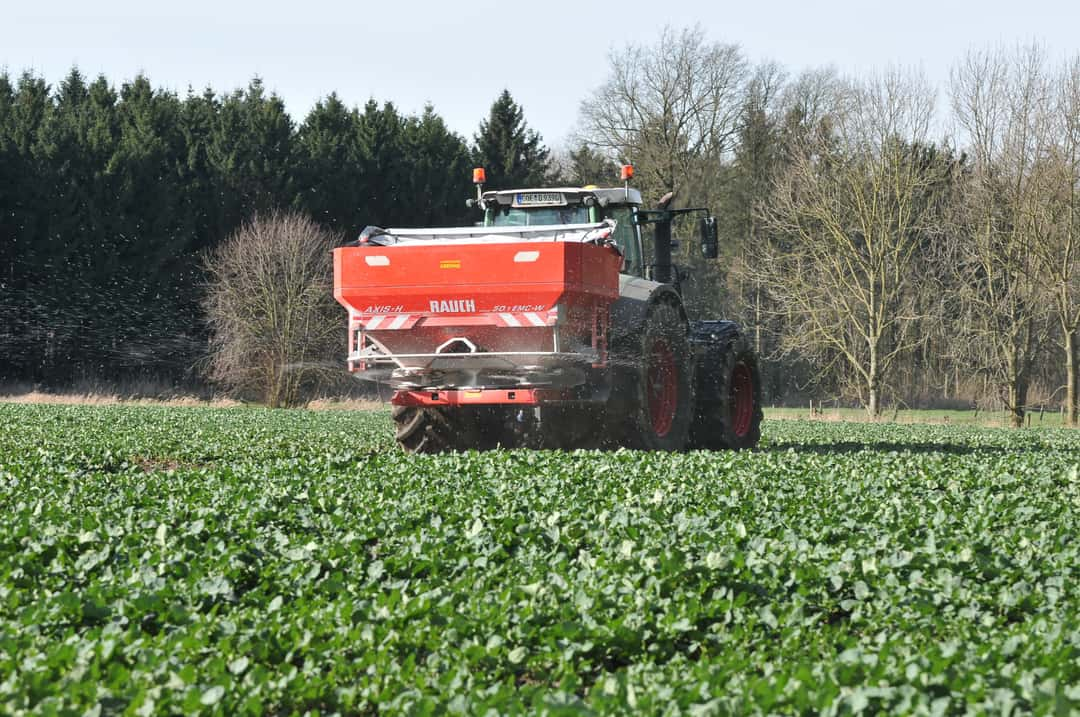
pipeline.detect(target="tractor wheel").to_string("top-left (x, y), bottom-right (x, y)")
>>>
top-left (628, 302), bottom-right (694, 450)
top-left (393, 405), bottom-right (517, 453)
top-left (392, 405), bottom-right (454, 453)
top-left (690, 333), bottom-right (763, 449)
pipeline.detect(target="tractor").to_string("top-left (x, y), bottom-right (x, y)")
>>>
top-left (332, 166), bottom-right (762, 452)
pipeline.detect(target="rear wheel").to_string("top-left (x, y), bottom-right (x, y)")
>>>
top-left (690, 333), bottom-right (762, 449)
top-left (392, 405), bottom-right (452, 453)
top-left (392, 405), bottom-right (516, 453)
top-left (628, 302), bottom-right (694, 450)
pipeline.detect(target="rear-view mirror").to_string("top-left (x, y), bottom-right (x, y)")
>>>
top-left (700, 216), bottom-right (718, 259)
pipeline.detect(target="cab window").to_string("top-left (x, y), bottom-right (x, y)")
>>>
top-left (486, 205), bottom-right (590, 226)
top-left (607, 206), bottom-right (643, 277)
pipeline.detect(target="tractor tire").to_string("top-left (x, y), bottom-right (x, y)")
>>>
top-left (392, 405), bottom-right (515, 453)
top-left (626, 302), bottom-right (694, 451)
top-left (690, 332), bottom-right (763, 450)
top-left (392, 405), bottom-right (454, 453)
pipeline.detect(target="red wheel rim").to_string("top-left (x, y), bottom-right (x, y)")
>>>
top-left (647, 340), bottom-right (678, 437)
top-left (731, 362), bottom-right (754, 438)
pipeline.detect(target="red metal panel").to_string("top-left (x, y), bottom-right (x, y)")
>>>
top-left (392, 388), bottom-right (571, 406)
top-left (333, 242), bottom-right (620, 317)
top-left (581, 244), bottom-right (623, 296)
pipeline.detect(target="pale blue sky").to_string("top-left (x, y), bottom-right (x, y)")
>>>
top-left (3, 0), bottom-right (1076, 149)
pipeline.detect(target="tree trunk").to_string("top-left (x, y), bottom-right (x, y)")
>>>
top-left (866, 348), bottom-right (881, 418)
top-left (754, 285), bottom-right (765, 402)
top-left (1066, 329), bottom-right (1078, 427)
top-left (867, 385), bottom-right (879, 419)
top-left (754, 286), bottom-right (762, 357)
top-left (1007, 380), bottom-right (1026, 428)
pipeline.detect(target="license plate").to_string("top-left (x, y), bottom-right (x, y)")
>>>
top-left (514, 192), bottom-right (565, 206)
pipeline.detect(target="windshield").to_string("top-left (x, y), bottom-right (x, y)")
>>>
top-left (481, 202), bottom-right (643, 277)
top-left (485, 205), bottom-right (591, 227)
top-left (608, 206), bottom-right (643, 277)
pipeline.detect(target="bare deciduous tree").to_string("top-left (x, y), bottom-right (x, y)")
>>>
top-left (776, 67), bottom-right (842, 149)
top-left (203, 211), bottom-right (343, 407)
top-left (1060, 57), bottom-right (1080, 423)
top-left (577, 24), bottom-right (748, 208)
top-left (751, 68), bottom-right (947, 416)
top-left (1028, 55), bottom-right (1080, 424)
top-left (949, 44), bottom-right (1055, 427)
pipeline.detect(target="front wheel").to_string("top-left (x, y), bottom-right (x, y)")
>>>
top-left (690, 333), bottom-right (763, 449)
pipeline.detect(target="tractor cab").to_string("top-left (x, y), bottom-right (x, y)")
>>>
top-left (477, 184), bottom-right (647, 278)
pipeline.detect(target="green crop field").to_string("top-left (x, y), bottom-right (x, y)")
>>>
top-left (765, 406), bottom-right (1069, 428)
top-left (1, 403), bottom-right (1078, 715)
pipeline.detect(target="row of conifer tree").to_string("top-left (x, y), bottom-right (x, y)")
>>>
top-left (0, 70), bottom-right (555, 387)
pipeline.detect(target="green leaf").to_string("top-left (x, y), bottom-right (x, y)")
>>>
top-left (200, 685), bottom-right (225, 706)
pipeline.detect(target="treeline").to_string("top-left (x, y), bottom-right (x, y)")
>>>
top-left (0, 72), bottom-right (548, 388)
top-left (4, 28), bottom-right (1080, 425)
top-left (574, 28), bottom-right (1080, 426)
